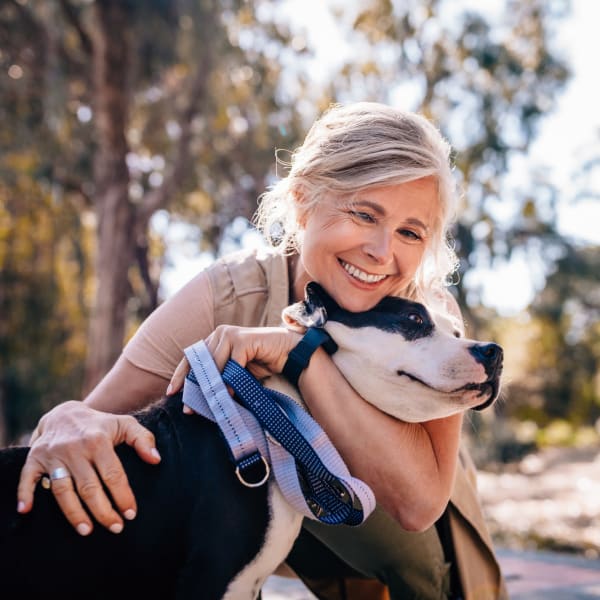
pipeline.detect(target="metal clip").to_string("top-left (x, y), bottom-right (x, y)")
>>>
top-left (235, 455), bottom-right (270, 488)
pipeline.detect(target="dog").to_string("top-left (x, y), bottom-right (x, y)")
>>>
top-left (0, 282), bottom-right (502, 599)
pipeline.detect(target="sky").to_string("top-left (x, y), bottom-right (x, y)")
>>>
top-left (159, 0), bottom-right (599, 315)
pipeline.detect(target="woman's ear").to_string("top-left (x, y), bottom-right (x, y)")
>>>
top-left (291, 186), bottom-right (310, 229)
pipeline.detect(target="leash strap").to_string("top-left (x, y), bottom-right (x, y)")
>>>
top-left (184, 342), bottom-right (269, 487)
top-left (182, 340), bottom-right (375, 525)
top-left (222, 359), bottom-right (375, 525)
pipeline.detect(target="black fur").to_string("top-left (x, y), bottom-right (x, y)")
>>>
top-left (306, 282), bottom-right (434, 340)
top-left (0, 394), bottom-right (270, 599)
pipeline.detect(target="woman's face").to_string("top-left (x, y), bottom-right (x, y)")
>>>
top-left (295, 177), bottom-right (439, 312)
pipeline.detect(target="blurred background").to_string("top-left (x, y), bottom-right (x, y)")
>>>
top-left (1, 0), bottom-right (599, 560)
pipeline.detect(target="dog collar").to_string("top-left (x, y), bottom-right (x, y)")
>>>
top-left (282, 327), bottom-right (338, 387)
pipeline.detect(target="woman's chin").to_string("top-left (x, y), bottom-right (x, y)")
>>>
top-left (332, 290), bottom-right (386, 313)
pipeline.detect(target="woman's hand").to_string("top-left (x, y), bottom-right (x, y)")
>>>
top-left (168, 325), bottom-right (302, 399)
top-left (17, 400), bottom-right (161, 535)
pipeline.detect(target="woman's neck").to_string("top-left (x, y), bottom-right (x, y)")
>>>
top-left (287, 254), bottom-right (310, 303)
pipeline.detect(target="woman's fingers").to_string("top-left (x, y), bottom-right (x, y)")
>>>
top-left (17, 454), bottom-right (48, 514)
top-left (17, 402), bottom-right (161, 535)
top-left (94, 454), bottom-right (136, 524)
top-left (167, 357), bottom-right (190, 395)
top-left (54, 462), bottom-right (112, 535)
top-left (117, 415), bottom-right (161, 464)
top-left (208, 330), bottom-right (235, 371)
top-left (81, 414), bottom-right (160, 529)
top-left (46, 465), bottom-right (95, 536)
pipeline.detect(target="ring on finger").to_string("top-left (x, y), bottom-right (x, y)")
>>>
top-left (50, 467), bottom-right (71, 481)
top-left (41, 466), bottom-right (72, 489)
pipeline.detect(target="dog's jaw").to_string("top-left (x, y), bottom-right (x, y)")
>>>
top-left (323, 320), bottom-right (502, 423)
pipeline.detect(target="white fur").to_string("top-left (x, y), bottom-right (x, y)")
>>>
top-left (327, 317), bottom-right (491, 423)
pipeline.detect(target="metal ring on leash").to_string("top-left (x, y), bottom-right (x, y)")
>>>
top-left (235, 455), bottom-right (270, 488)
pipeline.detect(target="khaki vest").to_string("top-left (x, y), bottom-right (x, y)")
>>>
top-left (208, 248), bottom-right (508, 600)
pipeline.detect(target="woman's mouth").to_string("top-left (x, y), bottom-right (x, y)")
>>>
top-left (339, 260), bottom-right (388, 284)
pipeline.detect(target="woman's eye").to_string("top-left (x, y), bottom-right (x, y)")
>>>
top-left (408, 312), bottom-right (424, 325)
top-left (350, 210), bottom-right (376, 223)
top-left (399, 229), bottom-right (421, 241)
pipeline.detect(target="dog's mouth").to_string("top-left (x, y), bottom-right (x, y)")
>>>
top-left (396, 370), bottom-right (499, 410)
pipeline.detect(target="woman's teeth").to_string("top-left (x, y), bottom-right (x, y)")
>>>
top-left (341, 261), bottom-right (387, 283)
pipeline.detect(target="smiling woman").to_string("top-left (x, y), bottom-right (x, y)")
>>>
top-left (18, 102), bottom-right (507, 600)
top-left (293, 180), bottom-right (438, 313)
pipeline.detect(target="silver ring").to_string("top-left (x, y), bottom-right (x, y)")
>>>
top-left (50, 467), bottom-right (71, 481)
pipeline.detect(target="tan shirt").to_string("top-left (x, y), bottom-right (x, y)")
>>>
top-left (123, 248), bottom-right (290, 379)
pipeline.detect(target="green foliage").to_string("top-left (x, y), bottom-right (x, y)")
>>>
top-left (0, 0), bottom-right (308, 438)
top-left (0, 163), bottom-right (90, 441)
top-left (522, 243), bottom-right (600, 426)
top-left (1, 0), bottom-right (597, 444)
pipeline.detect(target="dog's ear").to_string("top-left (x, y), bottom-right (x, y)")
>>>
top-left (282, 282), bottom-right (331, 330)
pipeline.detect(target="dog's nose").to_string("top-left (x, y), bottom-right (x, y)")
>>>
top-left (469, 343), bottom-right (503, 377)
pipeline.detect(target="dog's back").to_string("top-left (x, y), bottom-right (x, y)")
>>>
top-left (0, 395), bottom-right (271, 599)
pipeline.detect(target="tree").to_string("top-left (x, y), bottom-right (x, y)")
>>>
top-left (521, 242), bottom-right (600, 426)
top-left (0, 167), bottom-right (91, 444)
top-left (318, 0), bottom-right (571, 330)
top-left (1, 0), bottom-right (307, 396)
top-left (0, 0), bottom-right (584, 443)
top-left (0, 0), bottom-right (307, 439)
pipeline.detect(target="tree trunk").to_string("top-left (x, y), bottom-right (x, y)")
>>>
top-left (0, 385), bottom-right (7, 447)
top-left (83, 0), bottom-right (135, 395)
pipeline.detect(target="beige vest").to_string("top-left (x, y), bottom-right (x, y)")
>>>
top-left (208, 248), bottom-right (508, 600)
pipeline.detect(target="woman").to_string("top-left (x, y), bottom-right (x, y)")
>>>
top-left (17, 103), bottom-right (506, 599)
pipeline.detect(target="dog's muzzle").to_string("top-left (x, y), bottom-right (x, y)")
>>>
top-left (469, 343), bottom-right (503, 411)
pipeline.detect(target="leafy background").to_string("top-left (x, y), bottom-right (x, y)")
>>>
top-left (1, 0), bottom-right (598, 519)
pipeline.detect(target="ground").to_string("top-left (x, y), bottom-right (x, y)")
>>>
top-left (263, 445), bottom-right (600, 599)
top-left (478, 445), bottom-right (600, 558)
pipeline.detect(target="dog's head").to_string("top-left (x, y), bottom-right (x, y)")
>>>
top-left (283, 282), bottom-right (503, 423)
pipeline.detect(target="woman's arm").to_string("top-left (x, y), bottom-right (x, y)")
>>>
top-left (298, 348), bottom-right (461, 531)
top-left (299, 290), bottom-right (465, 530)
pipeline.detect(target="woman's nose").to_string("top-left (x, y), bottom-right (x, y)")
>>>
top-left (363, 232), bottom-right (393, 264)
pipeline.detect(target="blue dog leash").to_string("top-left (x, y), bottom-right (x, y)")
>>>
top-left (182, 339), bottom-right (375, 526)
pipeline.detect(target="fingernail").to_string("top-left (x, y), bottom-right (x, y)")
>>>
top-left (124, 509), bottom-right (136, 520)
top-left (109, 522), bottom-right (124, 534)
top-left (182, 404), bottom-right (193, 415)
top-left (166, 384), bottom-right (173, 395)
top-left (17, 501), bottom-right (25, 513)
top-left (76, 523), bottom-right (91, 536)
top-left (151, 447), bottom-right (161, 461)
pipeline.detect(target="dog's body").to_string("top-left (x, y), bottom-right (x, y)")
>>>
top-left (0, 284), bottom-right (502, 599)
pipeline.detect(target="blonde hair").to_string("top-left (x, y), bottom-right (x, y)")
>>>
top-left (254, 102), bottom-right (460, 303)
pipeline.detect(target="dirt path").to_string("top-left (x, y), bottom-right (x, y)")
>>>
top-left (477, 445), bottom-right (600, 557)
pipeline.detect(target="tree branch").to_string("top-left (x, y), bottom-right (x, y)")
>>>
top-left (58, 0), bottom-right (93, 56)
top-left (137, 59), bottom-right (211, 225)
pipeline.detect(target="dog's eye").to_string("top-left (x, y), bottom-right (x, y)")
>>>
top-left (407, 312), bottom-right (424, 325)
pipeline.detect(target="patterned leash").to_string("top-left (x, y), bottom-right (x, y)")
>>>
top-left (182, 340), bottom-right (375, 526)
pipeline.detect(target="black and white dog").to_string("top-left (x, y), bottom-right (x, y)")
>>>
top-left (0, 283), bottom-right (502, 599)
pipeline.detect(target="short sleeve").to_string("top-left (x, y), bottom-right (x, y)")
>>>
top-left (123, 270), bottom-right (216, 379)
